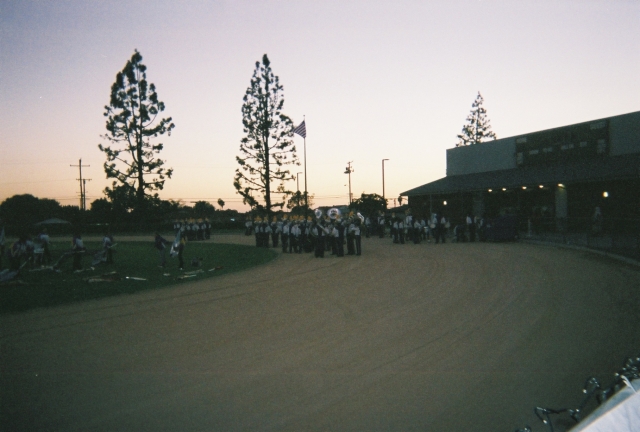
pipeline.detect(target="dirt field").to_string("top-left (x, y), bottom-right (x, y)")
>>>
top-left (2, 234), bottom-right (639, 431)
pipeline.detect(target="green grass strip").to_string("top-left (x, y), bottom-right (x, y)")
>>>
top-left (1, 241), bottom-right (277, 314)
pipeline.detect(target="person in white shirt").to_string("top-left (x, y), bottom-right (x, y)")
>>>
top-left (353, 219), bottom-right (362, 255)
top-left (377, 212), bottom-right (386, 238)
top-left (281, 219), bottom-right (290, 253)
top-left (311, 220), bottom-right (327, 258)
top-left (103, 232), bottom-right (114, 264)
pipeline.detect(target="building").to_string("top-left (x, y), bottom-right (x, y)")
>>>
top-left (401, 111), bottom-right (640, 234)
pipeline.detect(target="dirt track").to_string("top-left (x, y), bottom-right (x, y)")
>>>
top-left (1, 235), bottom-right (639, 431)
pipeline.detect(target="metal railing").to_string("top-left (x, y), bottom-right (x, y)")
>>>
top-left (522, 216), bottom-right (640, 260)
top-left (515, 353), bottom-right (640, 432)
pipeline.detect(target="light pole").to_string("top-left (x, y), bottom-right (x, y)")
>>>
top-left (344, 161), bottom-right (354, 204)
top-left (296, 172), bottom-right (303, 192)
top-left (382, 158), bottom-right (389, 205)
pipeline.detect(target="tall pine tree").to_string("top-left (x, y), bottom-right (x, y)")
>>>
top-left (98, 50), bottom-right (175, 213)
top-left (456, 92), bottom-right (497, 147)
top-left (234, 54), bottom-right (299, 216)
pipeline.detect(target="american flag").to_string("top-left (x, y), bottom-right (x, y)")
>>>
top-left (293, 120), bottom-right (306, 138)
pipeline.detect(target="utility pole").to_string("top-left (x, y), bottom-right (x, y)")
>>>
top-left (344, 161), bottom-right (354, 204)
top-left (70, 159), bottom-right (90, 210)
top-left (82, 178), bottom-right (92, 211)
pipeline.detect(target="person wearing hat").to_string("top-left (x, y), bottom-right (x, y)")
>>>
top-left (254, 217), bottom-right (262, 247)
top-left (353, 218), bottom-right (363, 255)
top-left (413, 217), bottom-right (422, 244)
top-left (311, 220), bottom-right (327, 258)
top-left (271, 217), bottom-right (279, 248)
top-left (262, 220), bottom-right (272, 248)
top-left (336, 218), bottom-right (346, 257)
top-left (281, 217), bottom-right (290, 253)
top-left (346, 218), bottom-right (356, 255)
top-left (289, 218), bottom-right (300, 253)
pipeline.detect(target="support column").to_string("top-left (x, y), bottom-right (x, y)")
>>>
top-left (555, 185), bottom-right (568, 232)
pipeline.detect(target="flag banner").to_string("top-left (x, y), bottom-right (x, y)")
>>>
top-left (293, 120), bottom-right (306, 138)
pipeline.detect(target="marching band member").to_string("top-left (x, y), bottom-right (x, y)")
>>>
top-left (311, 220), bottom-right (327, 258)
top-left (347, 218), bottom-right (356, 255)
top-left (281, 216), bottom-right (289, 253)
top-left (377, 211), bottom-right (386, 238)
top-left (336, 219), bottom-right (346, 257)
top-left (262, 220), bottom-right (272, 248)
top-left (413, 218), bottom-right (422, 244)
top-left (271, 217), bottom-right (279, 248)
top-left (254, 217), bottom-right (262, 247)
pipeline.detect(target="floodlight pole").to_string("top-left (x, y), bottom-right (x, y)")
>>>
top-left (382, 158), bottom-right (389, 204)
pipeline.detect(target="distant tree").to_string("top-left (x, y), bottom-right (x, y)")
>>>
top-left (233, 54), bottom-right (299, 217)
top-left (349, 193), bottom-right (387, 216)
top-left (456, 92), bottom-right (497, 147)
top-left (286, 191), bottom-right (314, 215)
top-left (194, 201), bottom-right (215, 218)
top-left (0, 194), bottom-right (63, 229)
top-left (217, 198), bottom-right (225, 210)
top-left (98, 50), bottom-right (175, 213)
top-left (90, 198), bottom-right (112, 223)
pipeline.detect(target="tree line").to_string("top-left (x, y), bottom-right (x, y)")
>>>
top-left (0, 194), bottom-right (240, 236)
top-left (8, 51), bottom-right (498, 231)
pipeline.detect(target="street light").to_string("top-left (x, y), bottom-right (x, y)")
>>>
top-left (296, 172), bottom-right (303, 192)
top-left (344, 161), bottom-right (354, 204)
top-left (382, 158), bottom-right (389, 204)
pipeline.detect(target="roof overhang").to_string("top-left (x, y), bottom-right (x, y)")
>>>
top-left (402, 154), bottom-right (640, 197)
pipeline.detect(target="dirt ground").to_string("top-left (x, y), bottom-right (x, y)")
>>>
top-left (1, 234), bottom-right (639, 431)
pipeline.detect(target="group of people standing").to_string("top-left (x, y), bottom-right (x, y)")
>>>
top-left (245, 208), bottom-right (488, 258)
top-left (384, 211), bottom-right (484, 244)
top-left (173, 219), bottom-right (211, 241)
top-left (248, 214), bottom-right (364, 258)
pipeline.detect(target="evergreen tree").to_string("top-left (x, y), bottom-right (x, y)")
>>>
top-left (234, 54), bottom-right (299, 217)
top-left (286, 191), bottom-right (314, 215)
top-left (456, 92), bottom-right (497, 147)
top-left (98, 50), bottom-right (175, 212)
top-left (349, 193), bottom-right (387, 216)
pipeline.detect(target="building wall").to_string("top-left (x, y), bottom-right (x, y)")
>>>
top-left (446, 137), bottom-right (516, 176)
top-left (609, 111), bottom-right (640, 156)
top-left (446, 111), bottom-right (640, 176)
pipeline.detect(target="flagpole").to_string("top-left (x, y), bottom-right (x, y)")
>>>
top-left (303, 115), bottom-right (308, 214)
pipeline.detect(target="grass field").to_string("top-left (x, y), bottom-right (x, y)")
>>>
top-left (1, 241), bottom-right (277, 314)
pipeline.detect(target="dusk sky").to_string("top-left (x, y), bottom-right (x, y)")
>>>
top-left (1, 0), bottom-right (638, 211)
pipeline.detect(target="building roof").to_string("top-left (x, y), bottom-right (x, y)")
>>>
top-left (402, 153), bottom-right (640, 196)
